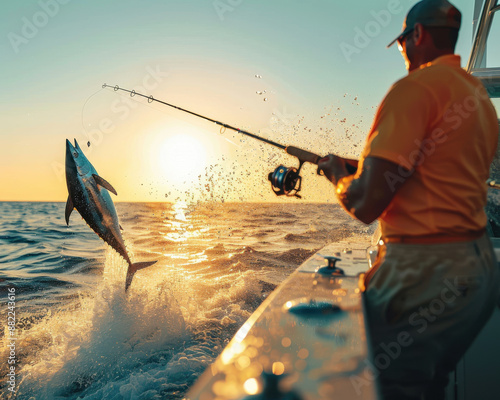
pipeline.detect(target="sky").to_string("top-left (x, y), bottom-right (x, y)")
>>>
top-left (0, 0), bottom-right (484, 202)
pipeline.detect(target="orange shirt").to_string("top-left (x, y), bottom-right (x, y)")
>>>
top-left (360, 55), bottom-right (498, 238)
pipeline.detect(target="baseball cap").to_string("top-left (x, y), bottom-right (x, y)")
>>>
top-left (387, 0), bottom-right (461, 48)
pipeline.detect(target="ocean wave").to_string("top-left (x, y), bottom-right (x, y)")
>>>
top-left (0, 201), bottom-right (372, 399)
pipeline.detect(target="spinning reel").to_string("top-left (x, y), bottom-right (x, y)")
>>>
top-left (268, 161), bottom-right (305, 199)
top-left (267, 146), bottom-right (326, 199)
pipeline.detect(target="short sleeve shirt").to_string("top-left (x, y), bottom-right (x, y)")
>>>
top-left (360, 55), bottom-right (498, 237)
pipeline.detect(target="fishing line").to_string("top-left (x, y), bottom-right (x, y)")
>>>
top-left (81, 87), bottom-right (106, 134)
top-left (81, 86), bottom-right (172, 135)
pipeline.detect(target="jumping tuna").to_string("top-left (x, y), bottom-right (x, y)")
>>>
top-left (65, 139), bottom-right (156, 290)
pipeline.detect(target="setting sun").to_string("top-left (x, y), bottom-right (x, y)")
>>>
top-left (157, 131), bottom-right (208, 185)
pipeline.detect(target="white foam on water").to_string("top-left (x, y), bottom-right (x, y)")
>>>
top-left (2, 248), bottom-right (186, 399)
top-left (3, 240), bottom-right (265, 400)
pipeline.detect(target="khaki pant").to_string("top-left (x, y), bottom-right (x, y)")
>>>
top-left (364, 234), bottom-right (500, 400)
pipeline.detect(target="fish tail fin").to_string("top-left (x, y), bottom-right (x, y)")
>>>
top-left (125, 261), bottom-right (157, 291)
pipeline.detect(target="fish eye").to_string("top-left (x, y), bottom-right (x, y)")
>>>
top-left (73, 152), bottom-right (79, 158)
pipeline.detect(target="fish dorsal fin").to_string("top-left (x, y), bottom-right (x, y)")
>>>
top-left (65, 196), bottom-right (74, 226)
top-left (92, 174), bottom-right (117, 196)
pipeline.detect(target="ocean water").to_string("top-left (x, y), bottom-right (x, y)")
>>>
top-left (0, 201), bottom-right (372, 400)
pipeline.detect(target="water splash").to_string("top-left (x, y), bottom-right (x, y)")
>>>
top-left (2, 249), bottom-right (186, 399)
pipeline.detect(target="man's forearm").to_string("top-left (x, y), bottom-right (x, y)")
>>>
top-left (319, 157), bottom-right (404, 225)
top-left (335, 175), bottom-right (376, 224)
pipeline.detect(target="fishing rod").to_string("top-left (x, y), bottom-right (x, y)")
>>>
top-left (103, 84), bottom-right (356, 198)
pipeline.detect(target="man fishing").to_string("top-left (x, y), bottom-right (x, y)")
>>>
top-left (318, 0), bottom-right (500, 399)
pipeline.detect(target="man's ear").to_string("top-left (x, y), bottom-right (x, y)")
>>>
top-left (413, 23), bottom-right (425, 45)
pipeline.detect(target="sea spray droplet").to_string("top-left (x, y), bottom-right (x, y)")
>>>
top-left (263, 98), bottom-right (268, 102)
top-left (254, 74), bottom-right (262, 79)
top-left (87, 141), bottom-right (91, 147)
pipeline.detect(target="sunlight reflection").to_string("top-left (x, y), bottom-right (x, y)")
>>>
top-left (173, 201), bottom-right (188, 221)
top-left (163, 201), bottom-right (197, 243)
top-left (160, 201), bottom-right (212, 267)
